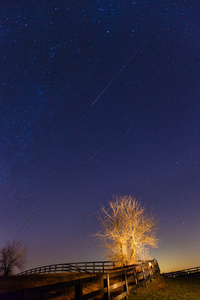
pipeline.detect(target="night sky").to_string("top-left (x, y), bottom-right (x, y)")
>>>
top-left (1, 1), bottom-right (200, 273)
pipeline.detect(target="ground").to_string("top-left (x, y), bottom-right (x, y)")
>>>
top-left (1, 272), bottom-right (200, 299)
top-left (129, 274), bottom-right (200, 300)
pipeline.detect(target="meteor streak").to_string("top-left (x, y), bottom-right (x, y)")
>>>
top-left (91, 39), bottom-right (149, 106)
top-left (126, 119), bottom-right (134, 136)
top-left (85, 145), bottom-right (104, 163)
top-left (18, 213), bottom-right (37, 237)
top-left (87, 203), bottom-right (109, 217)
top-left (87, 208), bottom-right (103, 217)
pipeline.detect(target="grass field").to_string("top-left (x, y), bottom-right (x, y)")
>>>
top-left (129, 274), bottom-right (200, 300)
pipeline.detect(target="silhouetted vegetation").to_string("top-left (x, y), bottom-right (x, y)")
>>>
top-left (0, 241), bottom-right (26, 276)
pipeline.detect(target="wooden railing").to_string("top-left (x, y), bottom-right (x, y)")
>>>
top-left (1, 260), bottom-right (160, 300)
top-left (163, 266), bottom-right (200, 278)
top-left (17, 261), bottom-right (117, 275)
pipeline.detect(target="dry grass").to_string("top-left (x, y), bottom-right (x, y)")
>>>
top-left (129, 274), bottom-right (200, 300)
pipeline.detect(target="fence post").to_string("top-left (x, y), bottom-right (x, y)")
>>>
top-left (123, 270), bottom-right (129, 299)
top-left (69, 264), bottom-right (71, 272)
top-left (134, 267), bottom-right (139, 294)
top-left (75, 278), bottom-right (83, 300)
top-left (93, 262), bottom-right (95, 273)
top-left (22, 289), bottom-right (29, 300)
top-left (142, 266), bottom-right (147, 287)
top-left (103, 273), bottom-right (110, 300)
top-left (148, 264), bottom-right (153, 282)
top-left (103, 262), bottom-right (105, 273)
top-left (154, 259), bottom-right (160, 273)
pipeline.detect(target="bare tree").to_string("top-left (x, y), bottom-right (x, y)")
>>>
top-left (0, 241), bottom-right (26, 276)
top-left (95, 195), bottom-right (159, 266)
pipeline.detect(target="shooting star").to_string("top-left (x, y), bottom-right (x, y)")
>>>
top-left (87, 208), bottom-right (103, 217)
top-left (85, 145), bottom-right (104, 163)
top-left (126, 119), bottom-right (134, 136)
top-left (17, 213), bottom-right (37, 237)
top-left (87, 203), bottom-right (109, 217)
top-left (91, 38), bottom-right (149, 106)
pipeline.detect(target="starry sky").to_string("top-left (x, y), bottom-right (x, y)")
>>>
top-left (1, 1), bottom-right (200, 273)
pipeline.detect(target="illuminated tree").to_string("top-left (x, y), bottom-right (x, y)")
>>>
top-left (96, 195), bottom-right (159, 266)
top-left (0, 241), bottom-right (26, 276)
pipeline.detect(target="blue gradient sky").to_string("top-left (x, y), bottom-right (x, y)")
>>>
top-left (1, 0), bottom-right (200, 273)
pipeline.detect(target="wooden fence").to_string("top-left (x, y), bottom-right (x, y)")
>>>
top-left (163, 266), bottom-right (200, 278)
top-left (0, 260), bottom-right (160, 300)
top-left (17, 261), bottom-right (117, 275)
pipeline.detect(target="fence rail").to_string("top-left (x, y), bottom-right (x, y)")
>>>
top-left (163, 266), bottom-right (200, 278)
top-left (2, 260), bottom-right (160, 300)
top-left (17, 261), bottom-right (117, 276)
top-left (17, 260), bottom-right (157, 276)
